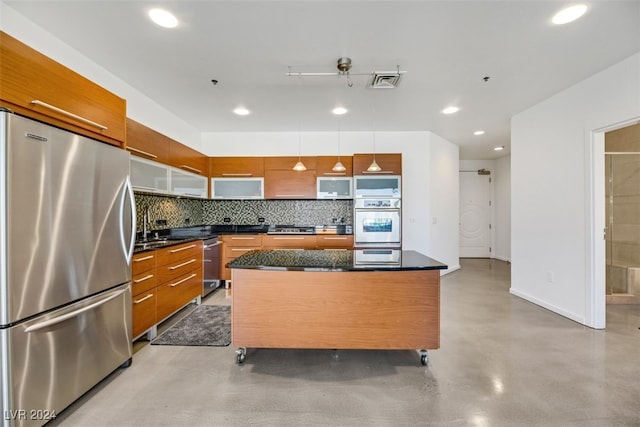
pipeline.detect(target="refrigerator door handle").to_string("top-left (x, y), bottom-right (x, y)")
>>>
top-left (119, 177), bottom-right (136, 260)
top-left (24, 287), bottom-right (129, 333)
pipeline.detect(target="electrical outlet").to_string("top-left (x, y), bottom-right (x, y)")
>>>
top-left (258, 217), bottom-right (265, 223)
top-left (223, 217), bottom-right (231, 223)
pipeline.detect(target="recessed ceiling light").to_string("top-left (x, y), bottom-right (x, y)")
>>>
top-left (442, 106), bottom-right (459, 115)
top-left (233, 107), bottom-right (250, 116)
top-left (494, 146), bottom-right (505, 151)
top-left (474, 130), bottom-right (485, 136)
top-left (149, 8), bottom-right (178, 28)
top-left (332, 107), bottom-right (348, 115)
top-left (552, 4), bottom-right (587, 25)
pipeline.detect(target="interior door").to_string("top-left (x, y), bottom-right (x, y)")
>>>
top-left (459, 171), bottom-right (491, 257)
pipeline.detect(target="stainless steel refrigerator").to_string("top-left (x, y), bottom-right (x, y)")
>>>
top-left (0, 109), bottom-right (135, 427)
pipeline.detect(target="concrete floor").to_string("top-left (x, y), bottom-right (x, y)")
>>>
top-left (48, 259), bottom-right (640, 426)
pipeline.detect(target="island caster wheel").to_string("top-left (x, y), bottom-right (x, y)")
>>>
top-left (419, 350), bottom-right (428, 366)
top-left (235, 348), bottom-right (246, 364)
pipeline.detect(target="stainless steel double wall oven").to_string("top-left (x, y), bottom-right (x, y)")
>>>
top-left (353, 175), bottom-right (402, 248)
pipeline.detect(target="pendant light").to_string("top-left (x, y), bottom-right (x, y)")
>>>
top-left (293, 77), bottom-right (306, 171)
top-left (332, 113), bottom-right (346, 172)
top-left (293, 126), bottom-right (306, 171)
top-left (367, 109), bottom-right (381, 172)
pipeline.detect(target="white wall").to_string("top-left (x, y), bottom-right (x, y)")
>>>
top-left (203, 131), bottom-right (460, 273)
top-left (511, 53), bottom-right (640, 327)
top-left (0, 2), bottom-right (202, 150)
top-left (494, 155), bottom-right (511, 262)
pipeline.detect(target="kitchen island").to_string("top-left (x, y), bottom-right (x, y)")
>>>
top-left (228, 249), bottom-right (447, 365)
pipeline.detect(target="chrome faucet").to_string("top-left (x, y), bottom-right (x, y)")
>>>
top-left (142, 208), bottom-right (150, 241)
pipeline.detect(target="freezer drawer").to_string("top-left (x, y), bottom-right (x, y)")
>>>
top-left (0, 284), bottom-right (132, 427)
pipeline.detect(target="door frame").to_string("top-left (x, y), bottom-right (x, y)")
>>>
top-left (587, 116), bottom-right (639, 329)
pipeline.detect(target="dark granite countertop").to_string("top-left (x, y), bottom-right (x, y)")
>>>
top-left (228, 249), bottom-right (447, 272)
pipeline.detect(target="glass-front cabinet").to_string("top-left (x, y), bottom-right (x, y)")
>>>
top-left (171, 168), bottom-right (208, 198)
top-left (211, 178), bottom-right (264, 199)
top-left (131, 155), bottom-right (170, 194)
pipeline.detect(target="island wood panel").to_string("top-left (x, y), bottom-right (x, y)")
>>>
top-left (232, 269), bottom-right (440, 350)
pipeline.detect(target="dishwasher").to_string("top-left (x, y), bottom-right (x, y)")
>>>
top-left (203, 236), bottom-right (222, 297)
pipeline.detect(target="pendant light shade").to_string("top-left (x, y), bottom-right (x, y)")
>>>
top-left (332, 160), bottom-right (346, 172)
top-left (293, 160), bottom-right (307, 171)
top-left (367, 157), bottom-right (382, 172)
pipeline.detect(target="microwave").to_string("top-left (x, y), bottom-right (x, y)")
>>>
top-left (317, 177), bottom-right (353, 199)
top-left (353, 175), bottom-right (401, 198)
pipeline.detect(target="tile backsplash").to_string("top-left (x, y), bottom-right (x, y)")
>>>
top-left (135, 193), bottom-right (352, 232)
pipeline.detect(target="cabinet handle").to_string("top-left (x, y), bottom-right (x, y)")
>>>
top-left (127, 147), bottom-right (158, 159)
top-left (133, 255), bottom-right (154, 262)
top-left (133, 274), bottom-right (154, 283)
top-left (275, 194), bottom-right (306, 197)
top-left (169, 244), bottom-right (197, 253)
top-left (273, 237), bottom-right (305, 240)
top-left (169, 273), bottom-right (197, 287)
top-left (180, 192), bottom-right (203, 197)
top-left (134, 294), bottom-right (154, 304)
top-left (323, 172), bottom-right (347, 176)
top-left (180, 165), bottom-right (202, 174)
top-left (30, 100), bottom-right (108, 130)
top-left (321, 237), bottom-right (347, 240)
top-left (361, 170), bottom-right (394, 174)
top-left (204, 242), bottom-right (222, 249)
top-left (231, 237), bottom-right (257, 240)
top-left (168, 258), bottom-right (197, 270)
top-left (231, 248), bottom-right (256, 252)
top-left (222, 173), bottom-right (252, 177)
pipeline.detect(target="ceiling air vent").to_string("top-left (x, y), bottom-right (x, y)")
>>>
top-left (368, 72), bottom-right (402, 89)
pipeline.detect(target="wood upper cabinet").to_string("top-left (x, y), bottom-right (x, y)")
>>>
top-left (0, 31), bottom-right (126, 147)
top-left (126, 118), bottom-right (170, 164)
top-left (316, 155), bottom-right (353, 177)
top-left (264, 156), bottom-right (317, 199)
top-left (353, 153), bottom-right (402, 175)
top-left (169, 141), bottom-right (208, 176)
top-left (126, 118), bottom-right (208, 177)
top-left (210, 157), bottom-right (265, 177)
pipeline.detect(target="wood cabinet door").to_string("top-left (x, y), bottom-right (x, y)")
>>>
top-left (126, 118), bottom-right (170, 164)
top-left (264, 170), bottom-right (316, 199)
top-left (210, 157), bottom-right (265, 177)
top-left (316, 235), bottom-right (354, 249)
top-left (316, 155), bottom-right (353, 177)
top-left (262, 235), bottom-right (317, 249)
top-left (132, 290), bottom-right (157, 338)
top-left (0, 31), bottom-right (126, 146)
top-left (353, 153), bottom-right (402, 175)
top-left (169, 141), bottom-right (208, 176)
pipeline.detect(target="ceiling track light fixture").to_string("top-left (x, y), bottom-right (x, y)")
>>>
top-left (286, 57), bottom-right (407, 89)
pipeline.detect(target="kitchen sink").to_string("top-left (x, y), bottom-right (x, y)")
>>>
top-left (134, 240), bottom-right (169, 250)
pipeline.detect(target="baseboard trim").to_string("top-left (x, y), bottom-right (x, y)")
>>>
top-left (509, 288), bottom-right (590, 327)
top-left (493, 255), bottom-right (511, 262)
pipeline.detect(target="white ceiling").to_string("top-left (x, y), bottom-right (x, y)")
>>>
top-left (5, 1), bottom-right (640, 159)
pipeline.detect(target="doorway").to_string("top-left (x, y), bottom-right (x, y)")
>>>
top-left (604, 124), bottom-right (640, 304)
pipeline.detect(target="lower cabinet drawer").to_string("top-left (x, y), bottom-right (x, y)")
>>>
top-left (132, 271), bottom-right (158, 295)
top-left (132, 290), bottom-right (157, 338)
top-left (157, 255), bottom-right (202, 283)
top-left (156, 270), bottom-right (202, 321)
